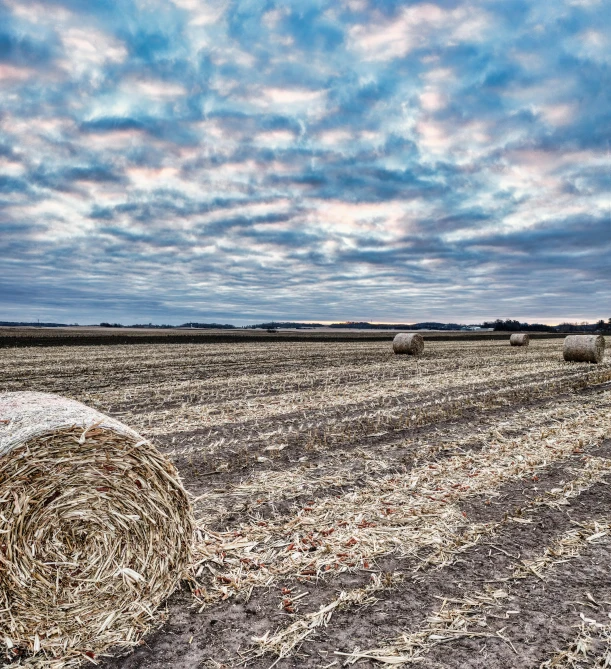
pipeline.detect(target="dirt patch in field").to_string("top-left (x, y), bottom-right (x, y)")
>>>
top-left (239, 453), bottom-right (611, 668)
top-left (460, 436), bottom-right (611, 524)
top-left (419, 528), bottom-right (611, 668)
top-left (98, 437), bottom-right (611, 669)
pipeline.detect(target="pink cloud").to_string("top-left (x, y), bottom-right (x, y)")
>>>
top-left (349, 4), bottom-right (490, 61)
top-left (0, 64), bottom-right (35, 82)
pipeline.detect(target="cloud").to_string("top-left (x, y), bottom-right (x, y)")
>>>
top-left (0, 175), bottom-right (29, 193)
top-left (0, 0), bottom-right (610, 324)
top-left (0, 30), bottom-right (56, 67)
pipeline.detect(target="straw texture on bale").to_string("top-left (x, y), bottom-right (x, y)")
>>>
top-left (0, 392), bottom-right (193, 666)
top-left (563, 335), bottom-right (606, 364)
top-left (510, 333), bottom-right (530, 347)
top-left (392, 333), bottom-right (425, 356)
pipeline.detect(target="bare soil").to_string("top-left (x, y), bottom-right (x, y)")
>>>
top-left (1, 336), bottom-right (609, 668)
top-left (101, 440), bottom-right (611, 669)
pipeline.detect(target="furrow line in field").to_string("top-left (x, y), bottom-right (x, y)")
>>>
top-left (1, 340), bottom-right (566, 405)
top-left (91, 345), bottom-right (565, 414)
top-left (161, 367), bottom-right (611, 475)
top-left (243, 472), bottom-right (611, 667)
top-left (190, 391), bottom-right (611, 612)
top-left (127, 361), bottom-right (599, 435)
top-left (190, 390), bottom-right (609, 527)
top-left (336, 517), bottom-right (611, 667)
top-left (1, 340), bottom-right (407, 391)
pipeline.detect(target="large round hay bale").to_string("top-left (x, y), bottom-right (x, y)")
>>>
top-left (563, 334), bottom-right (605, 363)
top-left (0, 392), bottom-right (193, 663)
top-left (510, 333), bottom-right (530, 347)
top-left (393, 333), bottom-right (424, 355)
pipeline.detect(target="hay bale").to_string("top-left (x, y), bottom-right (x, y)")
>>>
top-left (563, 334), bottom-right (606, 363)
top-left (0, 391), bottom-right (193, 664)
top-left (510, 333), bottom-right (530, 347)
top-left (393, 333), bottom-right (424, 355)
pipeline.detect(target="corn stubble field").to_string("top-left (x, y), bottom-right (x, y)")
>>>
top-left (2, 335), bottom-right (611, 669)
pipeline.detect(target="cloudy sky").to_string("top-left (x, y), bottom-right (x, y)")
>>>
top-left (1, 0), bottom-right (610, 325)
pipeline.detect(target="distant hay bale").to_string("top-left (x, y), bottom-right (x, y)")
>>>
top-left (0, 392), bottom-right (193, 665)
top-left (393, 333), bottom-right (424, 355)
top-left (510, 333), bottom-right (530, 347)
top-left (563, 335), bottom-right (606, 364)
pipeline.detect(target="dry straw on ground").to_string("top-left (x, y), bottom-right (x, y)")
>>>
top-left (340, 517), bottom-right (611, 666)
top-left (542, 624), bottom-right (611, 668)
top-left (509, 333), bottom-right (529, 346)
top-left (392, 333), bottom-right (424, 355)
top-left (0, 392), bottom-right (193, 667)
top-left (563, 334), bottom-right (605, 364)
top-left (191, 391), bottom-right (611, 622)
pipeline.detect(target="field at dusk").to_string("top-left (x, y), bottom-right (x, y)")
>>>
top-left (2, 334), bottom-right (610, 667)
top-left (2, 0), bottom-right (609, 665)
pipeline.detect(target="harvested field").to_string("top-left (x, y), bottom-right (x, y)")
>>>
top-left (0, 335), bottom-right (610, 668)
top-left (0, 327), bottom-right (566, 349)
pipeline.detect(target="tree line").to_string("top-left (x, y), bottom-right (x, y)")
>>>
top-left (483, 319), bottom-right (611, 333)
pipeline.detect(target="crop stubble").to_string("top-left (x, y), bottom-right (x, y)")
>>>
top-left (1, 337), bottom-right (610, 668)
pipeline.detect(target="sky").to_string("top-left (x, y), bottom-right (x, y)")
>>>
top-left (0, 0), bottom-right (610, 326)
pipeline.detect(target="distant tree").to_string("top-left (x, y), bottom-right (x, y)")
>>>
top-left (484, 319), bottom-right (556, 333)
top-left (490, 319), bottom-right (521, 331)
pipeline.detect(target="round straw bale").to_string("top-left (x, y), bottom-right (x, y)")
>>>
top-left (0, 392), bottom-right (193, 664)
top-left (393, 332), bottom-right (424, 355)
top-left (563, 334), bottom-right (606, 363)
top-left (510, 333), bottom-right (530, 347)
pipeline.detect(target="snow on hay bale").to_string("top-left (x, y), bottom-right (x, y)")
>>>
top-left (563, 334), bottom-right (606, 364)
top-left (0, 391), bottom-right (193, 665)
top-left (510, 333), bottom-right (530, 347)
top-left (393, 333), bottom-right (424, 355)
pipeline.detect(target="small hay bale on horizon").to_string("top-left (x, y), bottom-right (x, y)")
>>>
top-left (510, 333), bottom-right (530, 347)
top-left (563, 334), bottom-right (606, 363)
top-left (393, 332), bottom-right (424, 356)
top-left (0, 391), bottom-right (193, 665)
